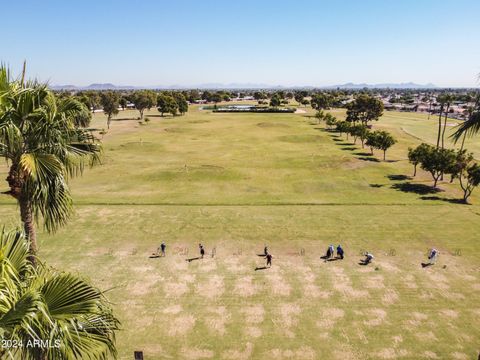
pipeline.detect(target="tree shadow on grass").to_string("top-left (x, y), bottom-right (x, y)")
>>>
top-left (387, 174), bottom-right (412, 181)
top-left (340, 146), bottom-right (357, 151)
top-left (332, 138), bottom-right (342, 142)
top-left (420, 196), bottom-right (466, 204)
top-left (391, 182), bottom-right (440, 195)
top-left (112, 117), bottom-right (139, 122)
top-left (369, 184), bottom-right (384, 188)
top-left (358, 157), bottom-right (380, 162)
top-left (355, 152), bottom-right (373, 157)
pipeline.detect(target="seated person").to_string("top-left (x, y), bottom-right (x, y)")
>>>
top-left (363, 252), bottom-right (374, 264)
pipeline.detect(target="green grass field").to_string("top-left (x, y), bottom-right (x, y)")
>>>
top-left (0, 105), bottom-right (479, 359)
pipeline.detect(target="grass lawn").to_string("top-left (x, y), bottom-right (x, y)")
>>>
top-left (0, 105), bottom-right (479, 359)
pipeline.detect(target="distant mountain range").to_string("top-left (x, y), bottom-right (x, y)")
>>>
top-left (50, 82), bottom-right (438, 90)
top-left (326, 82), bottom-right (437, 89)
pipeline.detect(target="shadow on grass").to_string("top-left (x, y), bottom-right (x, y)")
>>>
top-left (387, 174), bottom-right (412, 181)
top-left (369, 184), bottom-right (384, 188)
top-left (391, 182), bottom-right (440, 195)
top-left (112, 117), bottom-right (139, 122)
top-left (186, 257), bottom-right (201, 262)
top-left (255, 266), bottom-right (268, 271)
top-left (420, 196), bottom-right (466, 204)
top-left (421, 262), bottom-right (433, 268)
top-left (340, 146), bottom-right (357, 151)
top-left (355, 152), bottom-right (373, 157)
top-left (358, 157), bottom-right (380, 162)
top-left (149, 254), bottom-right (160, 259)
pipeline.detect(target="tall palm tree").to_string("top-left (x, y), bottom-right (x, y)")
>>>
top-left (0, 66), bottom-right (101, 264)
top-left (441, 94), bottom-right (454, 149)
top-left (0, 229), bottom-right (119, 360)
top-left (435, 94), bottom-right (446, 148)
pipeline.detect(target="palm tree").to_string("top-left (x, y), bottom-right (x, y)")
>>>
top-left (435, 94), bottom-right (446, 148)
top-left (0, 66), bottom-right (101, 264)
top-left (452, 94), bottom-right (480, 144)
top-left (0, 229), bottom-right (119, 360)
top-left (441, 94), bottom-right (454, 149)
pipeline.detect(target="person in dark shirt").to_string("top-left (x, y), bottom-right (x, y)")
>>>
top-left (266, 253), bottom-right (273, 267)
top-left (336, 245), bottom-right (344, 260)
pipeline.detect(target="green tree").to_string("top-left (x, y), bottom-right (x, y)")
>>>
top-left (173, 93), bottom-right (189, 115)
top-left (314, 110), bottom-right (325, 124)
top-left (350, 124), bottom-right (369, 148)
top-left (0, 229), bottom-right (119, 360)
top-left (157, 94), bottom-right (178, 116)
top-left (335, 121), bottom-right (351, 138)
top-left (270, 94), bottom-right (281, 107)
top-left (83, 90), bottom-right (101, 113)
top-left (253, 91), bottom-right (266, 101)
top-left (310, 93), bottom-right (332, 110)
top-left (408, 143), bottom-right (430, 176)
top-left (119, 96), bottom-right (128, 110)
top-left (324, 113), bottom-right (337, 129)
top-left (347, 94), bottom-right (384, 125)
top-left (373, 130), bottom-right (396, 160)
top-left (0, 67), bottom-right (101, 263)
top-left (100, 91), bottom-right (120, 129)
top-left (294, 92), bottom-right (304, 105)
top-left (419, 145), bottom-right (456, 188)
top-left (365, 131), bottom-right (379, 155)
top-left (132, 90), bottom-right (156, 120)
top-left (459, 162), bottom-right (480, 203)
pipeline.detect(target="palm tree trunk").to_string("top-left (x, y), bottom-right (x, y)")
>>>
top-left (460, 131), bottom-right (467, 151)
top-left (20, 194), bottom-right (38, 266)
top-left (436, 105), bottom-right (443, 148)
top-left (441, 104), bottom-right (450, 149)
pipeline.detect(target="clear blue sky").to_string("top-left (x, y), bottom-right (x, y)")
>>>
top-left (3, 0), bottom-right (480, 87)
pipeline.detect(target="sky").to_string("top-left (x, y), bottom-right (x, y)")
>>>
top-left (3, 0), bottom-right (480, 87)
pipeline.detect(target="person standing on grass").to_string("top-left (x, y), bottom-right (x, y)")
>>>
top-left (325, 245), bottom-right (334, 261)
top-left (428, 248), bottom-right (438, 264)
top-left (266, 253), bottom-right (273, 268)
top-left (336, 245), bottom-right (344, 259)
top-left (199, 243), bottom-right (205, 259)
top-left (159, 242), bottom-right (166, 257)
